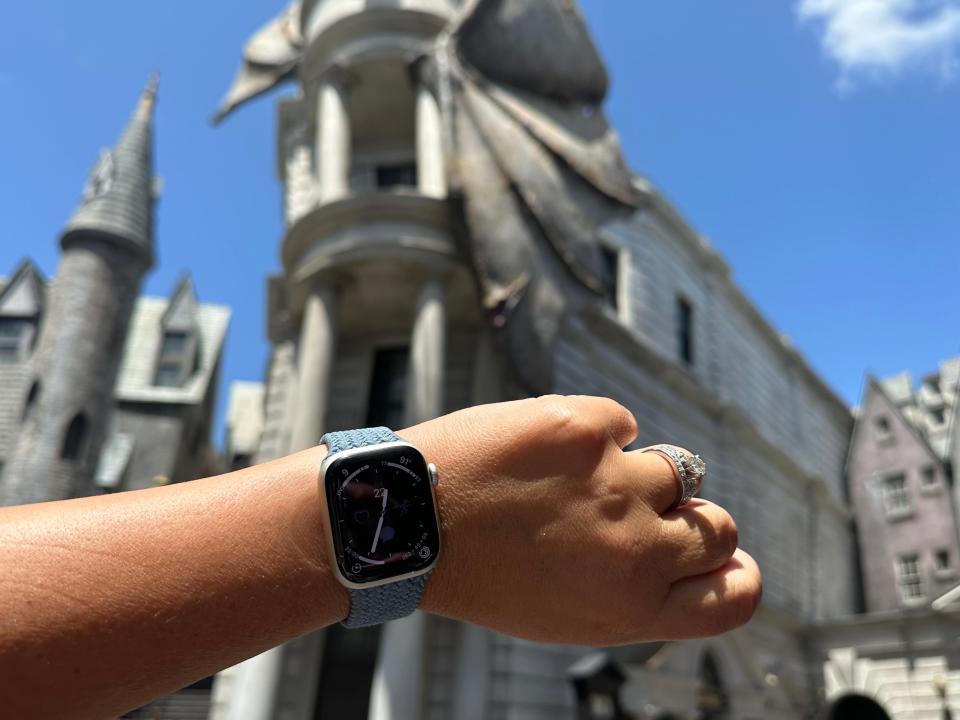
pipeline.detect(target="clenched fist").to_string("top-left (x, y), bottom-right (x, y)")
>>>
top-left (402, 395), bottom-right (762, 645)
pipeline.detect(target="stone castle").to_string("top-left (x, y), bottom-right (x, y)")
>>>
top-left (0, 79), bottom-right (229, 508)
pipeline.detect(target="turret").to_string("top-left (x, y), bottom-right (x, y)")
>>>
top-left (1, 76), bottom-right (159, 505)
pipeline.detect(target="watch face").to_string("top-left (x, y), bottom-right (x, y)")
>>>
top-left (324, 444), bottom-right (440, 586)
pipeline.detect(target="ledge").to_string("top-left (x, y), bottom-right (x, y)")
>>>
top-left (282, 191), bottom-right (457, 284)
top-left (301, 4), bottom-right (450, 84)
top-left (884, 507), bottom-right (915, 523)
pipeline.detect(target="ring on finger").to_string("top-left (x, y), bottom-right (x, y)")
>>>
top-left (640, 444), bottom-right (706, 507)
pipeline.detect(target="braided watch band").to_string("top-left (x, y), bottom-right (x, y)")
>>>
top-left (321, 427), bottom-right (433, 629)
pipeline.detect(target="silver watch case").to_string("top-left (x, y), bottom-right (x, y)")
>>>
top-left (319, 440), bottom-right (441, 591)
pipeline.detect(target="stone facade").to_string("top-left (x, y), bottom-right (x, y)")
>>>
top-left (209, 2), bottom-right (866, 719)
top-left (211, 2), bottom-right (958, 719)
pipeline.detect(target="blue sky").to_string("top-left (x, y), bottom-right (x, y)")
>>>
top-left (1, 1), bottom-right (958, 446)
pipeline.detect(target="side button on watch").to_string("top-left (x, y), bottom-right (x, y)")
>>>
top-left (319, 427), bottom-right (441, 628)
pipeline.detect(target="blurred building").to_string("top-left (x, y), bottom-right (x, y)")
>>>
top-left (812, 362), bottom-right (960, 718)
top-left (225, 381), bottom-right (266, 470)
top-left (0, 81), bottom-right (229, 504)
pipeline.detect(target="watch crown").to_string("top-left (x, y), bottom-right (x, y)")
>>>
top-left (428, 463), bottom-right (439, 487)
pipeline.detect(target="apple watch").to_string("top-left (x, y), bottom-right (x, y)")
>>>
top-left (319, 427), bottom-right (441, 628)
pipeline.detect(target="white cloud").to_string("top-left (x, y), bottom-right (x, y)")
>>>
top-left (798, 0), bottom-right (960, 86)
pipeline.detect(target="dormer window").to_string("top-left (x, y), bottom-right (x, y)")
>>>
top-left (154, 330), bottom-right (197, 388)
top-left (155, 276), bottom-right (202, 389)
top-left (0, 317), bottom-right (35, 363)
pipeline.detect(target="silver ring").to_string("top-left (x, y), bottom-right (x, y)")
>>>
top-left (641, 444), bottom-right (706, 506)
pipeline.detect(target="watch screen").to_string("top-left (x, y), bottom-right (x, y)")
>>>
top-left (324, 445), bottom-right (440, 585)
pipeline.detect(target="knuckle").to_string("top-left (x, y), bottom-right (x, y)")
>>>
top-left (539, 395), bottom-right (605, 447)
top-left (611, 401), bottom-right (639, 439)
top-left (537, 395), bottom-right (578, 431)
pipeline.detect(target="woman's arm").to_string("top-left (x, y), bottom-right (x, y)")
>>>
top-left (0, 396), bottom-right (761, 719)
top-left (0, 443), bottom-right (344, 719)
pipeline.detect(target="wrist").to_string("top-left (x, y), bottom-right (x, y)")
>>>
top-left (282, 445), bottom-right (351, 626)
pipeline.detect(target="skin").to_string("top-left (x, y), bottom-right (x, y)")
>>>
top-left (0, 395), bottom-right (761, 719)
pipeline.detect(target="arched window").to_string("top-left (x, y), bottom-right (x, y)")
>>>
top-left (62, 413), bottom-right (88, 461)
top-left (697, 652), bottom-right (729, 719)
top-left (22, 381), bottom-right (40, 421)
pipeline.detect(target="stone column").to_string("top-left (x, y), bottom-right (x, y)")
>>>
top-left (290, 284), bottom-right (337, 453)
top-left (451, 624), bottom-right (491, 720)
top-left (317, 74), bottom-right (351, 203)
top-left (221, 653), bottom-right (281, 720)
top-left (405, 278), bottom-right (446, 426)
top-left (416, 84), bottom-right (446, 199)
top-left (369, 278), bottom-right (446, 720)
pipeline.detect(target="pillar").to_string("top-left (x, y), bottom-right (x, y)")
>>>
top-left (404, 278), bottom-right (446, 426)
top-left (369, 277), bottom-right (447, 720)
top-left (317, 74), bottom-right (351, 203)
top-left (416, 84), bottom-right (446, 199)
top-left (290, 284), bottom-right (337, 453)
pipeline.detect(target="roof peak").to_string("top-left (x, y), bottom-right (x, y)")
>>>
top-left (135, 72), bottom-right (160, 123)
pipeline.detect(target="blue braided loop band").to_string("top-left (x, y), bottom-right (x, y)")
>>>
top-left (322, 427), bottom-right (400, 453)
top-left (320, 427), bottom-right (433, 629)
top-left (343, 573), bottom-right (430, 629)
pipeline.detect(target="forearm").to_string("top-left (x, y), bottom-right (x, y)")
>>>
top-left (0, 445), bottom-right (346, 719)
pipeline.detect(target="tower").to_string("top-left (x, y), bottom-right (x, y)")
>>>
top-left (1, 77), bottom-right (158, 506)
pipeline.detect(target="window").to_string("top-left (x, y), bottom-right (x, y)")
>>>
top-left (375, 163), bottom-right (417, 189)
top-left (935, 549), bottom-right (951, 572)
top-left (922, 465), bottom-right (938, 488)
top-left (931, 407), bottom-right (946, 426)
top-left (22, 381), bottom-right (40, 421)
top-left (881, 474), bottom-right (910, 515)
top-left (873, 415), bottom-right (894, 445)
top-left (677, 297), bottom-right (694, 367)
top-left (599, 245), bottom-right (619, 311)
top-left (0, 318), bottom-right (32, 363)
top-left (160, 331), bottom-right (188, 356)
top-left (62, 413), bottom-right (88, 461)
top-left (366, 347), bottom-right (409, 429)
top-left (154, 330), bottom-right (195, 388)
top-left (896, 554), bottom-right (924, 602)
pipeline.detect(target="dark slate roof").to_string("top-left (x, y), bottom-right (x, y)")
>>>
top-left (61, 75), bottom-right (158, 266)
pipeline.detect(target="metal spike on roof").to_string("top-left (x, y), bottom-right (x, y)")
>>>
top-left (61, 74), bottom-right (159, 268)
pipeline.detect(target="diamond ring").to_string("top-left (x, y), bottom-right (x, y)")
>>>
top-left (640, 444), bottom-right (706, 507)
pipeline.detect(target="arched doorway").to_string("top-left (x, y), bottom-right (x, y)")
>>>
top-left (823, 694), bottom-right (892, 720)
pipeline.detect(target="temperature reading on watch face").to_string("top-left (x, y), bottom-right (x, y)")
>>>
top-left (325, 446), bottom-right (440, 585)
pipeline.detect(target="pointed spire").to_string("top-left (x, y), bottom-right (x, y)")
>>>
top-left (61, 74), bottom-right (159, 269)
top-left (136, 71), bottom-right (160, 122)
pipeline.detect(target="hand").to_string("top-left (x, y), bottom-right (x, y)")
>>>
top-left (402, 395), bottom-right (761, 646)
